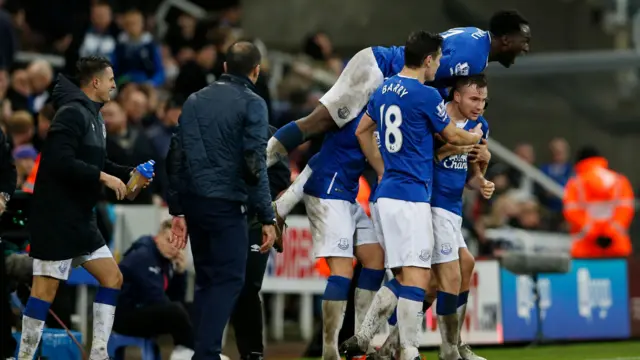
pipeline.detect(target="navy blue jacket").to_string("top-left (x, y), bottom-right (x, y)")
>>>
top-left (118, 236), bottom-right (186, 309)
top-left (166, 74), bottom-right (274, 224)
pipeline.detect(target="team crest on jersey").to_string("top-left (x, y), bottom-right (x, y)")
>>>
top-left (337, 238), bottom-right (349, 250)
top-left (58, 261), bottom-right (69, 276)
top-left (441, 243), bottom-right (453, 255)
top-left (337, 106), bottom-right (351, 120)
top-left (436, 101), bottom-right (447, 122)
top-left (453, 62), bottom-right (470, 76)
top-left (419, 249), bottom-right (431, 262)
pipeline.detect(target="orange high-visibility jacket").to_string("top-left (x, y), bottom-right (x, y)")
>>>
top-left (357, 176), bottom-right (371, 217)
top-left (22, 154), bottom-right (41, 194)
top-left (563, 157), bottom-right (635, 258)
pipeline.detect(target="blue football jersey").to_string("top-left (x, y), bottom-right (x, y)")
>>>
top-left (304, 111), bottom-right (367, 203)
top-left (431, 116), bottom-right (490, 215)
top-left (371, 27), bottom-right (491, 81)
top-left (367, 75), bottom-right (451, 203)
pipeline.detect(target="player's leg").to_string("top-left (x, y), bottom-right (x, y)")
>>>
top-left (266, 47), bottom-right (385, 167)
top-left (353, 205), bottom-right (386, 346)
top-left (274, 164), bottom-right (312, 219)
top-left (304, 195), bottom-right (357, 360)
top-left (81, 246), bottom-right (123, 359)
top-left (390, 201), bottom-right (434, 360)
top-left (457, 247), bottom-right (486, 360)
top-left (18, 260), bottom-right (67, 359)
top-left (431, 208), bottom-right (462, 360)
top-left (340, 199), bottom-right (406, 355)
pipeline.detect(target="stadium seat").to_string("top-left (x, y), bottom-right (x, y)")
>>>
top-left (13, 328), bottom-right (84, 360)
top-left (107, 333), bottom-right (161, 360)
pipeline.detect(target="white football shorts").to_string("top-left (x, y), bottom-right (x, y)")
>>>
top-left (319, 47), bottom-right (385, 128)
top-left (32, 245), bottom-right (113, 281)
top-left (304, 195), bottom-right (377, 258)
top-left (377, 198), bottom-right (434, 269)
top-left (431, 207), bottom-right (465, 265)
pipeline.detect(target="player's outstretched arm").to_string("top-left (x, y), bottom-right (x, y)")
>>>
top-left (356, 113), bottom-right (384, 177)
top-left (439, 122), bottom-right (483, 146)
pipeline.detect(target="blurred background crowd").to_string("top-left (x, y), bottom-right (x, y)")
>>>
top-left (0, 0), bottom-right (595, 252)
top-left (1, 0), bottom-right (640, 357)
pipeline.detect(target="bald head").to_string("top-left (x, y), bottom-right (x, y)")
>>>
top-left (27, 60), bottom-right (53, 94)
top-left (224, 41), bottom-right (261, 82)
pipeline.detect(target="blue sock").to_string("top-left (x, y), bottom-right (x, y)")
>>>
top-left (323, 275), bottom-right (351, 301)
top-left (436, 291), bottom-right (459, 316)
top-left (399, 286), bottom-right (425, 302)
top-left (458, 290), bottom-right (469, 308)
top-left (384, 278), bottom-right (401, 297)
top-left (274, 121), bottom-right (305, 152)
top-left (388, 308), bottom-right (398, 326)
top-left (95, 287), bottom-right (120, 306)
top-left (357, 268), bottom-right (385, 291)
top-left (24, 297), bottom-right (51, 321)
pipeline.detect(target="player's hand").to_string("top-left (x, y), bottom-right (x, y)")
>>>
top-left (469, 139), bottom-right (490, 163)
top-left (100, 172), bottom-right (127, 200)
top-left (480, 179), bottom-right (495, 199)
top-left (469, 123), bottom-right (484, 139)
top-left (261, 224), bottom-right (277, 253)
top-left (170, 216), bottom-right (188, 249)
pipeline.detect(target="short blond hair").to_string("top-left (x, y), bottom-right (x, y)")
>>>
top-left (6, 111), bottom-right (34, 135)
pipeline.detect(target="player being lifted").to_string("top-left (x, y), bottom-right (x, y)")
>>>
top-left (341, 31), bottom-right (484, 360)
top-left (299, 112), bottom-right (386, 360)
top-left (357, 75), bottom-right (494, 360)
top-left (266, 10), bottom-right (530, 170)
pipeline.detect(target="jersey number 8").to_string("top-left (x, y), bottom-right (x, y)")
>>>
top-left (380, 104), bottom-right (403, 153)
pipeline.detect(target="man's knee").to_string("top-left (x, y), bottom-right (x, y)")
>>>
top-left (355, 243), bottom-right (385, 270)
top-left (433, 261), bottom-right (462, 294)
top-left (101, 267), bottom-right (123, 290)
top-left (31, 276), bottom-right (60, 303)
top-left (459, 249), bottom-right (475, 279)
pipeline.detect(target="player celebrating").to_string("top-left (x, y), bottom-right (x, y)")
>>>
top-left (266, 10), bottom-right (530, 169)
top-left (366, 75), bottom-right (494, 360)
top-left (340, 31), bottom-right (483, 360)
top-left (300, 112), bottom-right (386, 360)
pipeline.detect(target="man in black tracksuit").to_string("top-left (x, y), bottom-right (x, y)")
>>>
top-left (229, 126), bottom-right (290, 360)
top-left (166, 42), bottom-right (277, 360)
top-left (17, 56), bottom-right (141, 360)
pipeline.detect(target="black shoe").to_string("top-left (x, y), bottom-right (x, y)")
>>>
top-left (339, 336), bottom-right (366, 357)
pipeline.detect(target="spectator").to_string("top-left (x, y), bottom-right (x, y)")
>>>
top-left (120, 88), bottom-right (148, 125)
top-left (539, 137), bottom-right (573, 212)
top-left (164, 13), bottom-right (205, 64)
top-left (302, 31), bottom-right (343, 76)
top-left (26, 59), bottom-right (53, 113)
top-left (114, 220), bottom-right (194, 360)
top-left (112, 8), bottom-right (165, 87)
top-left (6, 69), bottom-right (30, 113)
top-left (64, 0), bottom-right (119, 76)
top-left (12, 144), bottom-right (36, 189)
top-left (102, 101), bottom-right (166, 204)
top-left (510, 199), bottom-right (543, 231)
top-left (32, 102), bottom-right (54, 152)
top-left (173, 44), bottom-right (217, 98)
top-left (146, 95), bottom-right (183, 158)
top-left (5, 110), bottom-right (34, 148)
top-left (507, 142), bottom-right (536, 201)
